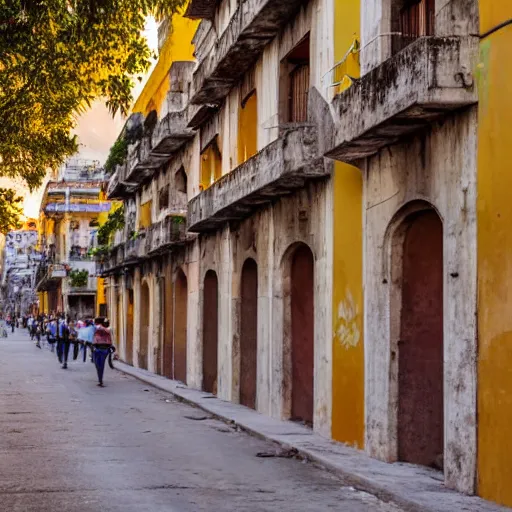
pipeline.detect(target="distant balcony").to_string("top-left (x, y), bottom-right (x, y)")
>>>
top-left (188, 125), bottom-right (327, 232)
top-left (125, 135), bottom-right (164, 185)
top-left (190, 0), bottom-right (306, 104)
top-left (124, 233), bottom-right (148, 263)
top-left (325, 36), bottom-right (478, 163)
top-left (123, 62), bottom-right (195, 185)
top-left (96, 243), bottom-right (125, 277)
top-left (150, 110), bottom-right (195, 157)
top-left (66, 276), bottom-right (97, 295)
top-left (147, 215), bottom-right (188, 254)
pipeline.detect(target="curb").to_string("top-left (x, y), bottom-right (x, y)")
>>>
top-left (114, 362), bottom-right (507, 512)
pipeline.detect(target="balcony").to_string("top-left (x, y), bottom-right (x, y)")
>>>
top-left (185, 0), bottom-right (218, 19)
top-left (190, 0), bottom-right (306, 104)
top-left (188, 125), bottom-right (327, 232)
top-left (125, 135), bottom-right (165, 185)
top-left (151, 110), bottom-right (195, 157)
top-left (96, 243), bottom-right (125, 277)
top-left (124, 233), bottom-right (148, 263)
top-left (66, 276), bottom-right (97, 295)
top-left (147, 215), bottom-right (188, 254)
top-left (123, 62), bottom-right (195, 185)
top-left (325, 36), bottom-right (478, 163)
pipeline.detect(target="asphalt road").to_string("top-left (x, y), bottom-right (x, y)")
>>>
top-left (0, 329), bottom-right (401, 512)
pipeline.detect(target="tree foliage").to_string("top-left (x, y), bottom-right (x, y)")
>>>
top-left (0, 0), bottom-right (186, 223)
top-left (0, 188), bottom-right (23, 234)
top-left (97, 205), bottom-right (125, 246)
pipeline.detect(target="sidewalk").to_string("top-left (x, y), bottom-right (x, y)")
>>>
top-left (115, 362), bottom-right (508, 512)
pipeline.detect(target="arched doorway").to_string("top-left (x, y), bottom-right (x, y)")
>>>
top-left (202, 270), bottom-right (218, 394)
top-left (397, 209), bottom-right (443, 468)
top-left (139, 281), bottom-right (150, 370)
top-left (240, 258), bottom-right (258, 409)
top-left (290, 244), bottom-right (314, 425)
top-left (174, 269), bottom-right (188, 383)
top-left (126, 289), bottom-right (134, 365)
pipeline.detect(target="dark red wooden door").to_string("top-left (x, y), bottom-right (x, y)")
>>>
top-left (174, 270), bottom-right (188, 384)
top-left (398, 210), bottom-right (443, 468)
top-left (291, 245), bottom-right (314, 425)
top-left (240, 259), bottom-right (258, 409)
top-left (203, 270), bottom-right (218, 394)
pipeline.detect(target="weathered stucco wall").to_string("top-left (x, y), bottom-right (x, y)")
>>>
top-left (364, 108), bottom-right (478, 493)
top-left (185, 181), bottom-right (332, 435)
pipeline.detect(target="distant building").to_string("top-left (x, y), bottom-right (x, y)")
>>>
top-left (1, 219), bottom-right (40, 316)
top-left (35, 159), bottom-right (110, 319)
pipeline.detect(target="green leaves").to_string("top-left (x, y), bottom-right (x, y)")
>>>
top-left (68, 268), bottom-right (89, 288)
top-left (0, 188), bottom-right (24, 234)
top-left (0, 0), bottom-right (185, 224)
top-left (97, 205), bottom-right (125, 246)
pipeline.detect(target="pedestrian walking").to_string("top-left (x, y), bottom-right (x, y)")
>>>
top-left (56, 316), bottom-right (71, 369)
top-left (78, 319), bottom-right (95, 363)
top-left (27, 315), bottom-right (34, 340)
top-left (0, 317), bottom-right (8, 338)
top-left (47, 317), bottom-right (57, 352)
top-left (91, 317), bottom-right (113, 387)
top-left (35, 317), bottom-right (42, 348)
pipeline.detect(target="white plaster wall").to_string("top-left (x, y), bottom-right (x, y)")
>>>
top-left (133, 267), bottom-right (141, 367)
top-left (192, 180), bottom-right (332, 436)
top-left (364, 107), bottom-right (477, 493)
top-left (256, 42), bottom-right (279, 148)
top-left (186, 241), bottom-right (202, 389)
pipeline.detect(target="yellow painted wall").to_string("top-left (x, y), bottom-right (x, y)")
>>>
top-left (200, 140), bottom-right (222, 190)
top-left (139, 201), bottom-right (153, 229)
top-left (238, 91), bottom-right (258, 165)
top-left (331, 0), bottom-right (364, 447)
top-left (96, 278), bottom-right (106, 317)
top-left (132, 14), bottom-right (198, 116)
top-left (38, 292), bottom-right (48, 315)
top-left (477, 7), bottom-right (512, 506)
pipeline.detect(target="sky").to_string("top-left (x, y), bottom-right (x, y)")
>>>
top-left (21, 18), bottom-right (160, 219)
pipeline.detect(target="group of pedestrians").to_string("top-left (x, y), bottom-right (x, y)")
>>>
top-left (24, 313), bottom-right (115, 387)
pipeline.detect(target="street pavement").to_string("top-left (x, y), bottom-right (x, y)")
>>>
top-left (0, 329), bottom-right (402, 512)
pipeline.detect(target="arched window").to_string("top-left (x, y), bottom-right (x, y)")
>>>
top-left (175, 167), bottom-right (187, 195)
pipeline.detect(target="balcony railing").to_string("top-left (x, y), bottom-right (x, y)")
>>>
top-left (325, 36), bottom-right (478, 163)
top-left (188, 124), bottom-right (327, 232)
top-left (124, 233), bottom-right (148, 262)
top-left (147, 215), bottom-right (188, 254)
top-left (67, 276), bottom-right (97, 294)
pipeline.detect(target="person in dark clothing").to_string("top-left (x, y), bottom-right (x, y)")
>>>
top-left (56, 316), bottom-right (71, 369)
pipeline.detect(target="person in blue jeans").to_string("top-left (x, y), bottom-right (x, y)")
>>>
top-left (92, 317), bottom-right (112, 387)
top-left (47, 317), bottom-right (57, 352)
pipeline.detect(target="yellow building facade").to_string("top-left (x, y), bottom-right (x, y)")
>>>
top-left (331, 0), bottom-right (364, 448)
top-left (36, 161), bottom-right (111, 319)
top-left (477, 4), bottom-right (512, 507)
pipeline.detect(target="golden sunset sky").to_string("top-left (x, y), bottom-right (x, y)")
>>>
top-left (20, 18), bottom-right (159, 219)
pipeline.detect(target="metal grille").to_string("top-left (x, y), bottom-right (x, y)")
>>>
top-left (289, 64), bottom-right (309, 123)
